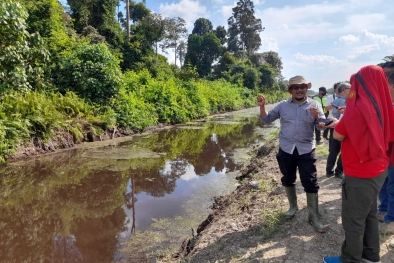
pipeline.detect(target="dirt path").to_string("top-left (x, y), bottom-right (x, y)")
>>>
top-left (171, 139), bottom-right (394, 263)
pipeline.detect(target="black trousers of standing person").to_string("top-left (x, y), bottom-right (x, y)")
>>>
top-left (276, 147), bottom-right (319, 193)
top-left (322, 125), bottom-right (330, 139)
top-left (326, 128), bottom-right (343, 176)
top-left (340, 170), bottom-right (387, 263)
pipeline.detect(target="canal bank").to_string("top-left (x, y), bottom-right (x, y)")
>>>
top-left (162, 139), bottom-right (394, 263)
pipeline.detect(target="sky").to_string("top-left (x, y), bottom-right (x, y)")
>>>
top-left (135, 0), bottom-right (394, 91)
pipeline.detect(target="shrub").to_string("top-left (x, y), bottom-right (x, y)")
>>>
top-left (55, 43), bottom-right (122, 105)
top-left (114, 87), bottom-right (158, 131)
top-left (0, 0), bottom-right (49, 92)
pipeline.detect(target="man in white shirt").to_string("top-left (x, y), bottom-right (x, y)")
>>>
top-left (324, 82), bottom-right (341, 139)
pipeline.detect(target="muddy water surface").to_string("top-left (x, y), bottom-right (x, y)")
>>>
top-left (0, 106), bottom-right (277, 263)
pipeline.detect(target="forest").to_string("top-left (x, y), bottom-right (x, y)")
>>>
top-left (0, 0), bottom-right (291, 163)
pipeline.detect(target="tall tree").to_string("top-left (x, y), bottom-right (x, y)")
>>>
top-left (215, 25), bottom-right (227, 45)
top-left (227, 0), bottom-right (264, 54)
top-left (129, 0), bottom-right (150, 23)
top-left (126, 0), bottom-right (130, 41)
top-left (134, 13), bottom-right (166, 55)
top-left (176, 41), bottom-right (187, 67)
top-left (249, 51), bottom-right (283, 77)
top-left (192, 18), bottom-right (213, 36)
top-left (161, 17), bottom-right (188, 66)
top-left (260, 51), bottom-right (283, 77)
top-left (184, 32), bottom-right (222, 77)
top-left (67, 0), bottom-right (124, 47)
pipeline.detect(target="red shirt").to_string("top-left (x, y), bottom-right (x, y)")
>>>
top-left (335, 119), bottom-right (388, 178)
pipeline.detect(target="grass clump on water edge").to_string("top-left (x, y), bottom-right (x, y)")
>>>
top-left (0, 90), bottom-right (115, 163)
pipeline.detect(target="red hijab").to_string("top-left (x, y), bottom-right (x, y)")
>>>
top-left (342, 65), bottom-right (394, 163)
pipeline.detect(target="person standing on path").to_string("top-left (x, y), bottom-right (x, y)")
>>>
top-left (257, 75), bottom-right (327, 233)
top-left (324, 82), bottom-right (341, 139)
top-left (323, 65), bottom-right (394, 263)
top-left (377, 62), bottom-right (394, 233)
top-left (325, 83), bottom-right (350, 179)
top-left (313, 87), bottom-right (328, 145)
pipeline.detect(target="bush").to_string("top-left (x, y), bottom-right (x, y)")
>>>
top-left (0, 0), bottom-right (49, 92)
top-left (114, 87), bottom-right (158, 131)
top-left (55, 43), bottom-right (122, 105)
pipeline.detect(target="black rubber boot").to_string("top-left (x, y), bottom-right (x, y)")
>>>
top-left (306, 192), bottom-right (326, 232)
top-left (284, 186), bottom-right (298, 218)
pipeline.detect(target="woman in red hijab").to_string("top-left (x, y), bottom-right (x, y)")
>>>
top-left (324, 65), bottom-right (394, 263)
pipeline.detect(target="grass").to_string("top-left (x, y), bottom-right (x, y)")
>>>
top-left (316, 143), bottom-right (329, 157)
top-left (266, 128), bottom-right (280, 141)
top-left (229, 190), bottom-right (255, 215)
top-left (260, 202), bottom-right (287, 239)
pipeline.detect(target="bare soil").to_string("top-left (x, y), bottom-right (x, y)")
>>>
top-left (169, 139), bottom-right (394, 263)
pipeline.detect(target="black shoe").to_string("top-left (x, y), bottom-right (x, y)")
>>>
top-left (316, 140), bottom-right (322, 145)
top-left (326, 173), bottom-right (334, 178)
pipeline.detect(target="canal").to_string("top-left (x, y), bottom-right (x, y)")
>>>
top-left (0, 105), bottom-right (277, 263)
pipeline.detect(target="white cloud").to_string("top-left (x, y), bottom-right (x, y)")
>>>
top-left (362, 30), bottom-right (394, 45)
top-left (344, 14), bottom-right (386, 32)
top-left (294, 53), bottom-right (347, 66)
top-left (260, 38), bottom-right (279, 52)
top-left (221, 5), bottom-right (233, 19)
top-left (339, 34), bottom-right (359, 44)
top-left (159, 0), bottom-right (208, 29)
top-left (347, 44), bottom-right (379, 60)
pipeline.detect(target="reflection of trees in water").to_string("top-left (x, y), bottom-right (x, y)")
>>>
top-left (51, 235), bottom-right (83, 263)
top-left (0, 114), bottom-right (263, 262)
top-left (0, 162), bottom-right (128, 263)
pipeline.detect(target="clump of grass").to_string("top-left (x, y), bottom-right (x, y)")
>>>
top-left (229, 190), bottom-right (256, 215)
top-left (316, 143), bottom-right (329, 157)
top-left (260, 206), bottom-right (286, 238)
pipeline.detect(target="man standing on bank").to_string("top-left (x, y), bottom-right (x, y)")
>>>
top-left (257, 75), bottom-right (326, 233)
top-left (325, 83), bottom-right (351, 179)
top-left (314, 87), bottom-right (328, 145)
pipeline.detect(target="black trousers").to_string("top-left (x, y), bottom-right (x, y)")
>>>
top-left (326, 128), bottom-right (343, 175)
top-left (276, 147), bottom-right (319, 193)
top-left (340, 170), bottom-right (387, 263)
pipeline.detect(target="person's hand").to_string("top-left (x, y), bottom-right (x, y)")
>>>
top-left (257, 94), bottom-right (266, 107)
top-left (309, 107), bottom-right (319, 120)
top-left (324, 117), bottom-right (339, 128)
top-left (338, 106), bottom-right (346, 115)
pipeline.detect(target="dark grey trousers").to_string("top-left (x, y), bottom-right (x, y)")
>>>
top-left (340, 169), bottom-right (388, 263)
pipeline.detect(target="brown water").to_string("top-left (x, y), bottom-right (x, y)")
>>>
top-left (0, 106), bottom-right (277, 263)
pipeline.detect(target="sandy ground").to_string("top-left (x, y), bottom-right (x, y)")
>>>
top-left (169, 139), bottom-right (394, 263)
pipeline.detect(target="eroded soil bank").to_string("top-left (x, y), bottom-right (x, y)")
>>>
top-left (7, 124), bottom-right (169, 162)
top-left (165, 139), bottom-right (394, 263)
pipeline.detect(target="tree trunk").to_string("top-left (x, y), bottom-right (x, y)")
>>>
top-left (126, 0), bottom-right (130, 41)
top-left (174, 42), bottom-right (177, 66)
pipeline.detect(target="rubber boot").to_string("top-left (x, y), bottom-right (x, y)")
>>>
top-left (284, 186), bottom-right (298, 218)
top-left (306, 192), bottom-right (326, 233)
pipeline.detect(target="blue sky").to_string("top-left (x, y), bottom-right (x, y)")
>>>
top-left (137, 0), bottom-right (394, 91)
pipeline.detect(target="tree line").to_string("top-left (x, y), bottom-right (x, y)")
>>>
top-left (0, 0), bottom-right (291, 162)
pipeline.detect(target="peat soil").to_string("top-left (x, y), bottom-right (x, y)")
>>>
top-left (166, 139), bottom-right (394, 263)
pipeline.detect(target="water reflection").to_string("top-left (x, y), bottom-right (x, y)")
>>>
top-left (0, 108), bottom-right (272, 262)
